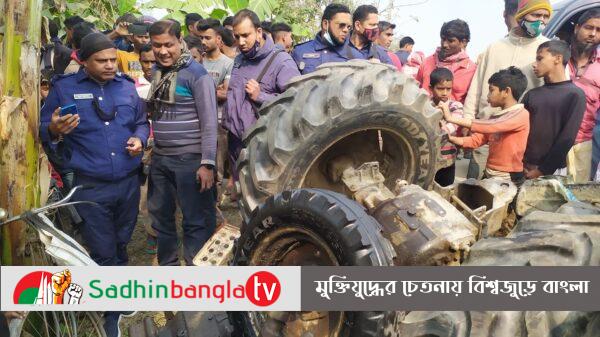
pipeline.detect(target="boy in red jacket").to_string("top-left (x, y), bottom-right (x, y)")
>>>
top-left (441, 67), bottom-right (529, 185)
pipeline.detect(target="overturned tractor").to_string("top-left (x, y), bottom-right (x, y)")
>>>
top-left (134, 61), bottom-right (600, 337)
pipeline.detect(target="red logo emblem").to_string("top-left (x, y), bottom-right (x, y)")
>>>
top-left (245, 271), bottom-right (281, 306)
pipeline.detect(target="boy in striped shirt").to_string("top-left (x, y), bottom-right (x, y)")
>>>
top-left (430, 67), bottom-right (464, 186)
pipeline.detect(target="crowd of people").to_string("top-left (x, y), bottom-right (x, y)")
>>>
top-left (36, 0), bottom-right (600, 335)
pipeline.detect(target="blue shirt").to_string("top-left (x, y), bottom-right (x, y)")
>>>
top-left (40, 69), bottom-right (150, 181)
top-left (348, 39), bottom-right (393, 65)
top-left (291, 33), bottom-right (352, 74)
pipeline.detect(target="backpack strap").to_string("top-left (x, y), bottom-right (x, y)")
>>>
top-left (256, 49), bottom-right (284, 83)
top-left (250, 49), bottom-right (284, 119)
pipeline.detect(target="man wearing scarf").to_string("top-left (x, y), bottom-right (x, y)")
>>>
top-left (463, 0), bottom-right (552, 179)
top-left (223, 9), bottom-right (300, 183)
top-left (39, 32), bottom-right (149, 337)
top-left (416, 19), bottom-right (476, 104)
top-left (291, 3), bottom-right (353, 75)
top-left (147, 20), bottom-right (218, 266)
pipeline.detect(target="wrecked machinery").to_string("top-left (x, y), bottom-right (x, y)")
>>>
top-left (131, 61), bottom-right (600, 337)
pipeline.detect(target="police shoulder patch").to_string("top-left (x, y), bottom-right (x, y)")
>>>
top-left (116, 72), bottom-right (135, 83)
top-left (50, 72), bottom-right (76, 85)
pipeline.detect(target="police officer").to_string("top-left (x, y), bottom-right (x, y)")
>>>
top-left (291, 3), bottom-right (353, 74)
top-left (39, 32), bottom-right (149, 336)
top-left (348, 5), bottom-right (393, 64)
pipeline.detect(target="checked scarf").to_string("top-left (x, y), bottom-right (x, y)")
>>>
top-left (149, 47), bottom-right (192, 121)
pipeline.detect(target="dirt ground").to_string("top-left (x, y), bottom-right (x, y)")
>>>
top-left (120, 190), bottom-right (242, 336)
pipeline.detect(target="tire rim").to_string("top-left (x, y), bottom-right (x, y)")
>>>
top-left (247, 225), bottom-right (345, 337)
top-left (300, 128), bottom-right (416, 197)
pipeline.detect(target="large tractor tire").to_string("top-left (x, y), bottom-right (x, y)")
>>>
top-left (390, 208), bottom-right (600, 337)
top-left (231, 188), bottom-right (396, 337)
top-left (238, 60), bottom-right (445, 219)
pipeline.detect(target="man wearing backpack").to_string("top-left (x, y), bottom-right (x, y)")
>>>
top-left (223, 9), bottom-right (300, 183)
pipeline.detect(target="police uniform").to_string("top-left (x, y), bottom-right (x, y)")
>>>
top-left (40, 69), bottom-right (150, 266)
top-left (347, 39), bottom-right (394, 65)
top-left (291, 33), bottom-right (352, 74)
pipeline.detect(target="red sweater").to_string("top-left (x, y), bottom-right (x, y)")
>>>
top-left (416, 49), bottom-right (476, 104)
top-left (461, 104), bottom-right (530, 173)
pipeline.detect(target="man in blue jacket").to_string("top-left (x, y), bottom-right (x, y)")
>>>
top-left (348, 5), bottom-right (393, 64)
top-left (40, 32), bottom-right (149, 266)
top-left (40, 32), bottom-right (149, 336)
top-left (291, 3), bottom-right (353, 74)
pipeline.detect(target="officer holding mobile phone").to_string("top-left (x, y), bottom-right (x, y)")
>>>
top-left (40, 32), bottom-right (149, 266)
top-left (40, 32), bottom-right (149, 337)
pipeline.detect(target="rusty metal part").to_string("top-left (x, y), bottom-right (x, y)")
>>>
top-left (339, 161), bottom-right (395, 210)
top-left (300, 129), bottom-right (423, 199)
top-left (193, 224), bottom-right (240, 266)
top-left (371, 184), bottom-right (477, 266)
top-left (516, 178), bottom-right (600, 217)
top-left (434, 179), bottom-right (518, 238)
top-left (333, 162), bottom-right (477, 266)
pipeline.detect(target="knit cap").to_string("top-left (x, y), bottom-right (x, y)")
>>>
top-left (79, 33), bottom-right (116, 60)
top-left (515, 0), bottom-right (553, 22)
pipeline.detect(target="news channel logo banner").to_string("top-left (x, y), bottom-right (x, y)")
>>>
top-left (1, 266), bottom-right (300, 311)
top-left (302, 267), bottom-right (600, 311)
top-left (2, 266), bottom-right (598, 311)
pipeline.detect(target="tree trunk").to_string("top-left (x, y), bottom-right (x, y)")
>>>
top-left (0, 0), bottom-right (43, 265)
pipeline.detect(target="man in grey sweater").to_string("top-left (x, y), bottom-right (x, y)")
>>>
top-left (147, 20), bottom-right (218, 266)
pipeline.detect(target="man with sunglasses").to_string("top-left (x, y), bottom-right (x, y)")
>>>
top-left (291, 3), bottom-right (353, 74)
top-left (39, 32), bottom-right (149, 337)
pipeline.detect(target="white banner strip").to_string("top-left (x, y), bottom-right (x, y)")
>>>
top-left (1, 266), bottom-right (301, 311)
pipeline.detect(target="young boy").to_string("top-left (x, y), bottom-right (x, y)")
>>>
top-left (430, 67), bottom-right (464, 186)
top-left (523, 40), bottom-right (587, 179)
top-left (441, 66), bottom-right (529, 184)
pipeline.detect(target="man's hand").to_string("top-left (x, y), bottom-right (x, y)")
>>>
top-left (217, 83), bottom-right (228, 101)
top-left (107, 22), bottom-right (131, 40)
top-left (114, 22), bottom-right (131, 37)
top-left (126, 137), bottom-right (143, 156)
top-left (525, 167), bottom-right (544, 179)
top-left (245, 79), bottom-right (261, 102)
top-left (49, 107), bottom-right (79, 137)
top-left (196, 165), bottom-right (215, 192)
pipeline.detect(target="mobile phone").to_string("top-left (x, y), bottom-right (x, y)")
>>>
top-left (60, 103), bottom-right (78, 117)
